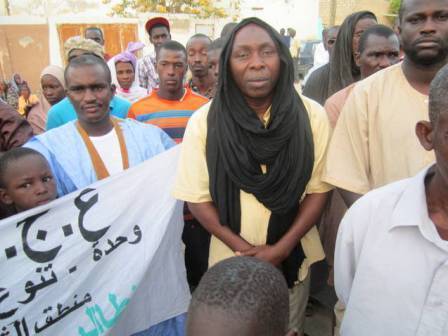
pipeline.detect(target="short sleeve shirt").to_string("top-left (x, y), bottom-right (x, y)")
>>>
top-left (323, 63), bottom-right (435, 194)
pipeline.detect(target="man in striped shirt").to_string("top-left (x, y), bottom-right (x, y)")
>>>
top-left (128, 40), bottom-right (209, 290)
top-left (128, 40), bottom-right (208, 143)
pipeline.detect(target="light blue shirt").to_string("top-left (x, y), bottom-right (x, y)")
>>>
top-left (26, 118), bottom-right (175, 196)
top-left (46, 96), bottom-right (131, 130)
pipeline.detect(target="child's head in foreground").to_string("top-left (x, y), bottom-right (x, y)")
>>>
top-left (187, 256), bottom-right (289, 336)
top-left (0, 147), bottom-right (57, 213)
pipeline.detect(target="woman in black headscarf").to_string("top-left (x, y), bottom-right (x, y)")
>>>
top-left (175, 16), bottom-right (331, 335)
top-left (303, 10), bottom-right (377, 104)
top-left (206, 16), bottom-right (316, 288)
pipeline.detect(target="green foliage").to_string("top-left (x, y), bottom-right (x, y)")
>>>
top-left (103, 0), bottom-right (229, 19)
top-left (389, 0), bottom-right (401, 15)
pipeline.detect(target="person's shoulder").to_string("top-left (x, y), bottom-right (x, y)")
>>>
top-left (326, 83), bottom-right (355, 105)
top-left (298, 93), bottom-right (331, 138)
top-left (299, 93), bottom-right (326, 120)
top-left (308, 63), bottom-right (329, 79)
top-left (186, 88), bottom-right (210, 105)
top-left (49, 97), bottom-right (70, 114)
top-left (356, 62), bottom-right (402, 91)
top-left (120, 117), bottom-right (174, 148)
top-left (186, 101), bottom-right (212, 135)
top-left (129, 91), bottom-right (158, 111)
top-left (191, 101), bottom-right (211, 120)
top-left (349, 175), bottom-right (412, 218)
top-left (29, 121), bottom-right (75, 144)
top-left (120, 117), bottom-right (163, 131)
top-left (112, 95), bottom-right (131, 108)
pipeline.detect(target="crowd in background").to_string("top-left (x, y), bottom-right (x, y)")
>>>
top-left (1, 0), bottom-right (448, 335)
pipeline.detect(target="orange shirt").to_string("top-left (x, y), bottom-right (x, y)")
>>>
top-left (128, 88), bottom-right (208, 143)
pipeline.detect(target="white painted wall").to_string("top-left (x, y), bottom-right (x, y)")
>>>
top-left (239, 0), bottom-right (320, 40)
top-left (0, 0), bottom-right (321, 66)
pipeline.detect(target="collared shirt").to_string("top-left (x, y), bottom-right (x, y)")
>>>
top-left (46, 96), bottom-right (131, 130)
top-left (173, 94), bottom-right (333, 281)
top-left (188, 78), bottom-right (214, 99)
top-left (323, 63), bottom-right (435, 194)
top-left (138, 54), bottom-right (159, 91)
top-left (335, 166), bottom-right (448, 336)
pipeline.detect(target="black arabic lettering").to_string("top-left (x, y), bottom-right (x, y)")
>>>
top-left (0, 325), bottom-right (9, 336)
top-left (75, 189), bottom-right (109, 242)
top-left (17, 211), bottom-right (62, 264)
top-left (0, 289), bottom-right (17, 320)
top-left (104, 236), bottom-right (127, 256)
top-left (34, 293), bottom-right (92, 333)
top-left (13, 318), bottom-right (29, 336)
top-left (18, 265), bottom-right (57, 304)
top-left (2, 318), bottom-right (30, 336)
top-left (128, 225), bottom-right (142, 245)
top-left (92, 242), bottom-right (103, 262)
top-left (91, 226), bottom-right (142, 262)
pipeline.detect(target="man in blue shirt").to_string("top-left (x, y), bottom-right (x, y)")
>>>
top-left (45, 35), bottom-right (132, 130)
top-left (27, 55), bottom-right (174, 196)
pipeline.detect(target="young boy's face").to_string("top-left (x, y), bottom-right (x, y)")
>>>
top-left (0, 155), bottom-right (57, 212)
top-left (20, 87), bottom-right (30, 100)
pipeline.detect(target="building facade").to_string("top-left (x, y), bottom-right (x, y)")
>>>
top-left (319, 0), bottom-right (393, 26)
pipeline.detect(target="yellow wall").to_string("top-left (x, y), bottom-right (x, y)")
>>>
top-left (319, 0), bottom-right (393, 27)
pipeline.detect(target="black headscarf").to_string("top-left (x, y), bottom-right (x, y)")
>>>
top-left (328, 11), bottom-right (377, 96)
top-left (206, 17), bottom-right (314, 287)
top-left (303, 11), bottom-right (376, 104)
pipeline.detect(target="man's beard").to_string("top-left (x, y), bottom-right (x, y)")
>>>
top-left (403, 40), bottom-right (448, 67)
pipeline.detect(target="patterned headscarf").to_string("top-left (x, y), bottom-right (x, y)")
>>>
top-left (64, 36), bottom-right (104, 61)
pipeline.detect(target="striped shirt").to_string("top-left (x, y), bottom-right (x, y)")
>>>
top-left (127, 88), bottom-right (208, 143)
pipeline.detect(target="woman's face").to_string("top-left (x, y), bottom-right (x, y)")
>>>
top-left (352, 17), bottom-right (377, 56)
top-left (116, 61), bottom-right (135, 90)
top-left (14, 74), bottom-right (22, 84)
top-left (41, 74), bottom-right (65, 105)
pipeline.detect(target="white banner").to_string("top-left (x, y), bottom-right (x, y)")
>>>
top-left (0, 146), bottom-right (190, 336)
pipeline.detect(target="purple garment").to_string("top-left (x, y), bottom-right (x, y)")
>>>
top-left (127, 41), bottom-right (145, 54)
top-left (115, 51), bottom-right (137, 71)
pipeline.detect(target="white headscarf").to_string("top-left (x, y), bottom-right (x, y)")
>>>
top-left (107, 51), bottom-right (148, 103)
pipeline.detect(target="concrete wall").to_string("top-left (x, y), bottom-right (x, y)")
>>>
top-left (0, 19), bottom-right (49, 93)
top-left (0, 2), bottom-right (322, 92)
top-left (0, 14), bottom-right (231, 93)
top-left (240, 0), bottom-right (321, 40)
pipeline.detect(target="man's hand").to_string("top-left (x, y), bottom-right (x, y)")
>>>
top-left (238, 244), bottom-right (286, 267)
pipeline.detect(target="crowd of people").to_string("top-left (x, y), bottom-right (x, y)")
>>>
top-left (1, 0), bottom-right (448, 335)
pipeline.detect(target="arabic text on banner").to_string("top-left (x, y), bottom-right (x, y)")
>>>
top-left (0, 146), bottom-right (190, 336)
